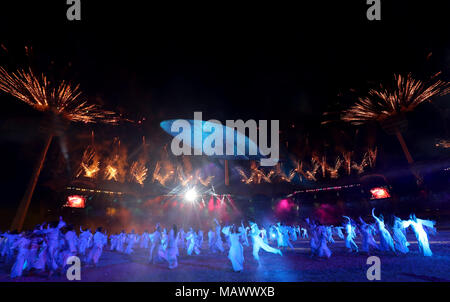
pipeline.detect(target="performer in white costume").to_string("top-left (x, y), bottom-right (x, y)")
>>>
top-left (186, 228), bottom-right (200, 255)
top-left (222, 225), bottom-right (244, 272)
top-left (213, 219), bottom-right (224, 253)
top-left (125, 230), bottom-right (137, 255)
top-left (79, 227), bottom-right (92, 255)
top-left (306, 218), bottom-right (319, 257)
top-left (249, 222), bottom-right (282, 264)
top-left (239, 222), bottom-right (250, 247)
top-left (196, 230), bottom-right (204, 251)
top-left (161, 225), bottom-right (178, 269)
top-left (208, 229), bottom-right (215, 252)
top-left (358, 217), bottom-right (379, 253)
top-left (402, 214), bottom-right (435, 256)
top-left (10, 231), bottom-right (31, 278)
top-left (87, 227), bottom-right (107, 266)
top-left (149, 223), bottom-right (162, 264)
top-left (343, 216), bottom-right (358, 253)
top-left (372, 208), bottom-right (395, 253)
top-left (392, 216), bottom-right (409, 254)
top-left (334, 226), bottom-right (344, 240)
top-left (140, 230), bottom-right (150, 249)
top-left (317, 225), bottom-right (332, 258)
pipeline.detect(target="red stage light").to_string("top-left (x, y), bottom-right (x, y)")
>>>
top-left (370, 187), bottom-right (390, 199)
top-left (66, 195), bottom-right (86, 208)
top-left (208, 196), bottom-right (215, 211)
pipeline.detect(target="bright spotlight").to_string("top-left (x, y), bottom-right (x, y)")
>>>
top-left (184, 188), bottom-right (198, 202)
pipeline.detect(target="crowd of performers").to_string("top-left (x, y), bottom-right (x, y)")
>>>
top-left (0, 209), bottom-right (437, 278)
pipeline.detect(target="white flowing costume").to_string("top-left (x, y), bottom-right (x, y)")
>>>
top-left (222, 226), bottom-right (244, 272)
top-left (402, 216), bottom-right (435, 257)
top-left (317, 226), bottom-right (332, 258)
top-left (162, 229), bottom-right (178, 269)
top-left (393, 217), bottom-right (409, 254)
top-left (10, 235), bottom-right (31, 278)
top-left (87, 231), bottom-right (107, 265)
top-left (372, 209), bottom-right (395, 253)
top-left (343, 217), bottom-right (358, 252)
top-left (249, 222), bottom-right (282, 263)
top-left (359, 217), bottom-right (379, 253)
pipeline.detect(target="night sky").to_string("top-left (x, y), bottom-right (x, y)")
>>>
top-left (0, 1), bottom-right (449, 216)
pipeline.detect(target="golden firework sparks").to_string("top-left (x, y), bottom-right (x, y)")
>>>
top-left (129, 161), bottom-right (148, 186)
top-left (305, 161), bottom-right (319, 181)
top-left (274, 163), bottom-right (296, 182)
top-left (105, 165), bottom-right (118, 181)
top-left (367, 147), bottom-right (377, 168)
top-left (341, 73), bottom-right (450, 125)
top-left (312, 154), bottom-right (328, 178)
top-left (351, 155), bottom-right (368, 174)
top-left (103, 138), bottom-right (127, 182)
top-left (152, 161), bottom-right (174, 186)
top-left (195, 170), bottom-right (215, 186)
top-left (293, 161), bottom-right (308, 182)
top-left (177, 165), bottom-right (194, 186)
top-left (128, 136), bottom-right (148, 186)
top-left (0, 67), bottom-right (118, 124)
top-left (237, 162), bottom-right (274, 184)
top-left (237, 167), bottom-right (251, 183)
top-left (328, 157), bottom-right (342, 179)
top-left (76, 146), bottom-right (100, 178)
top-left (435, 139), bottom-right (450, 149)
top-left (342, 151), bottom-right (353, 175)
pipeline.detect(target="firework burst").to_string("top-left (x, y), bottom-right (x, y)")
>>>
top-left (76, 145), bottom-right (100, 178)
top-left (274, 163), bottom-right (296, 183)
top-left (367, 147), bottom-right (377, 168)
top-left (312, 154), bottom-right (328, 178)
top-left (293, 161), bottom-right (308, 182)
top-left (237, 162), bottom-right (274, 184)
top-left (177, 165), bottom-right (194, 187)
top-left (105, 164), bottom-right (119, 181)
top-left (152, 161), bottom-right (175, 186)
top-left (195, 170), bottom-right (215, 186)
top-left (435, 139), bottom-right (450, 149)
top-left (129, 161), bottom-right (148, 186)
top-left (341, 73), bottom-right (450, 125)
top-left (0, 67), bottom-right (118, 124)
top-left (327, 157), bottom-right (342, 179)
top-left (342, 151), bottom-right (353, 175)
top-left (305, 161), bottom-right (319, 181)
top-left (351, 155), bottom-right (368, 174)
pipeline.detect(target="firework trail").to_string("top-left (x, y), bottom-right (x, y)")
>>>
top-left (104, 138), bottom-right (127, 182)
top-left (129, 137), bottom-right (149, 186)
top-left (342, 151), bottom-right (353, 175)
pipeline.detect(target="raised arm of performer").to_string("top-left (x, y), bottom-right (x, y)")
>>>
top-left (371, 208), bottom-right (381, 223)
